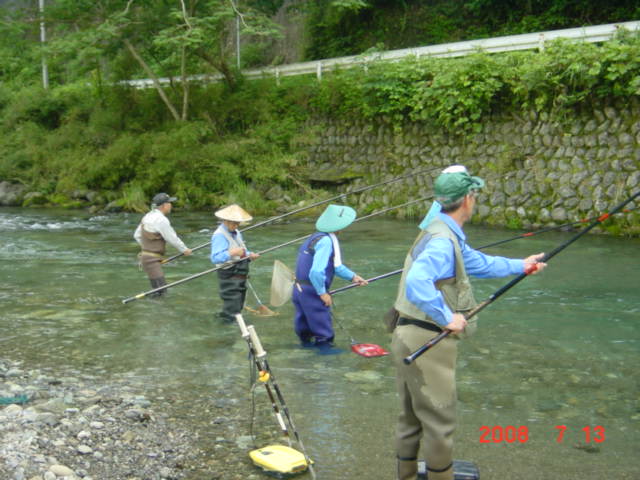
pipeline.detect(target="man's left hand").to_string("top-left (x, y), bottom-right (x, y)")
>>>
top-left (524, 252), bottom-right (547, 274)
top-left (352, 274), bottom-right (368, 286)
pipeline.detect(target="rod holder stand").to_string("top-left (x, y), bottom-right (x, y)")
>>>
top-left (248, 325), bottom-right (267, 358)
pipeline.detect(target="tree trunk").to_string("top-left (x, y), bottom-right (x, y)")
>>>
top-left (123, 38), bottom-right (182, 122)
top-left (181, 45), bottom-right (189, 121)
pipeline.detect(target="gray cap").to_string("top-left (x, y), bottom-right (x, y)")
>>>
top-left (152, 193), bottom-right (177, 206)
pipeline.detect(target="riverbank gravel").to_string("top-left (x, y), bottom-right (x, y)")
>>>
top-left (0, 358), bottom-right (271, 480)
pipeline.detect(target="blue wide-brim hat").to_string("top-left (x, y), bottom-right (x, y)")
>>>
top-left (315, 204), bottom-right (357, 233)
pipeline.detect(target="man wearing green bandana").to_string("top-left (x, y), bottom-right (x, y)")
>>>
top-left (391, 165), bottom-right (546, 480)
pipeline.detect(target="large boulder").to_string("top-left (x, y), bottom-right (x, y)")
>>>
top-left (0, 181), bottom-right (26, 206)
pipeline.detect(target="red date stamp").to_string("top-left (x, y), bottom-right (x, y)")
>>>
top-left (479, 425), bottom-right (605, 444)
top-left (479, 425), bottom-right (529, 443)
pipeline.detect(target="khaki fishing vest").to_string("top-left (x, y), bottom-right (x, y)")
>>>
top-left (214, 225), bottom-right (247, 267)
top-left (394, 219), bottom-right (478, 338)
top-left (140, 227), bottom-right (166, 255)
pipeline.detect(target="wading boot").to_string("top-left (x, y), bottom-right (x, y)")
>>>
top-left (425, 464), bottom-right (453, 480)
top-left (397, 458), bottom-right (418, 480)
top-left (149, 277), bottom-right (167, 297)
top-left (315, 341), bottom-right (344, 355)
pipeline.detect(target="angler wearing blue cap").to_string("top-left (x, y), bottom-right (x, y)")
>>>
top-left (390, 166), bottom-right (546, 480)
top-left (292, 204), bottom-right (368, 353)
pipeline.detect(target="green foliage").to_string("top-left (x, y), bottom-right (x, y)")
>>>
top-left (308, 31), bottom-right (640, 131)
top-left (117, 183), bottom-right (149, 212)
top-left (0, 12), bottom-right (640, 211)
top-left (303, 0), bottom-right (640, 61)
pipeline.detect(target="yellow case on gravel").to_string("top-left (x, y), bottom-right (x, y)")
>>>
top-left (249, 444), bottom-right (310, 476)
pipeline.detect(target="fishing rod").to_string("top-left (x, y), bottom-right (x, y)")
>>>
top-left (161, 165), bottom-right (444, 264)
top-left (477, 208), bottom-right (634, 250)
top-left (122, 195), bottom-right (434, 303)
top-left (329, 269), bottom-right (404, 295)
top-left (327, 206), bottom-right (637, 295)
top-left (403, 190), bottom-right (640, 365)
top-left (235, 314), bottom-right (316, 478)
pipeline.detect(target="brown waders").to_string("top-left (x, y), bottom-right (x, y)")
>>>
top-left (138, 227), bottom-right (168, 297)
top-left (139, 252), bottom-right (167, 297)
top-left (392, 323), bottom-right (458, 480)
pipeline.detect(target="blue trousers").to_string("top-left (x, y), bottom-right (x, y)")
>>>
top-left (292, 283), bottom-right (333, 344)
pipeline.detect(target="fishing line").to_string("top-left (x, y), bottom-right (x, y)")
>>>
top-left (162, 165), bottom-right (447, 264)
top-left (122, 167), bottom-right (534, 303)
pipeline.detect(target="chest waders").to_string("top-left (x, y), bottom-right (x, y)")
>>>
top-left (215, 226), bottom-right (250, 322)
top-left (391, 219), bottom-right (478, 480)
top-left (292, 233), bottom-right (337, 346)
top-left (139, 227), bottom-right (168, 296)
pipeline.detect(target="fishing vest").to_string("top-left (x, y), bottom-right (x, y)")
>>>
top-left (214, 225), bottom-right (249, 275)
top-left (140, 227), bottom-right (166, 255)
top-left (394, 218), bottom-right (478, 338)
top-left (295, 232), bottom-right (335, 290)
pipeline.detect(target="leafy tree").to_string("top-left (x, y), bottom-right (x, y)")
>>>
top-left (1, 0), bottom-right (283, 121)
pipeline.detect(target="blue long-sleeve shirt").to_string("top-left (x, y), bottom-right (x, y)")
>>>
top-left (210, 225), bottom-right (251, 264)
top-left (310, 235), bottom-right (355, 295)
top-left (406, 213), bottom-right (524, 327)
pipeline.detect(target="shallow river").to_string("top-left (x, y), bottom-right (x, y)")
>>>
top-left (1, 207), bottom-right (638, 480)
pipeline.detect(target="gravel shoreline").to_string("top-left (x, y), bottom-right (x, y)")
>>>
top-left (0, 358), bottom-right (274, 480)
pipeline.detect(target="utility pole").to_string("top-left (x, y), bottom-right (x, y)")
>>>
top-left (39, 0), bottom-right (49, 89)
top-left (234, 0), bottom-right (241, 69)
top-left (236, 14), bottom-right (240, 69)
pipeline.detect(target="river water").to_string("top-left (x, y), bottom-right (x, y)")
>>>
top-left (1, 207), bottom-right (638, 480)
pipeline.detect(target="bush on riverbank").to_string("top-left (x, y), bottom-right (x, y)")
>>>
top-left (0, 31), bottom-right (638, 214)
top-left (0, 77), bottom-right (323, 213)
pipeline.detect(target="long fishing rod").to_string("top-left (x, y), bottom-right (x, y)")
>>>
top-left (327, 206), bottom-right (636, 296)
top-left (235, 314), bottom-right (316, 478)
top-left (162, 165), bottom-right (444, 264)
top-left (329, 269), bottom-right (404, 295)
top-left (403, 190), bottom-right (640, 365)
top-left (122, 195), bottom-right (434, 303)
top-left (478, 208), bottom-right (634, 250)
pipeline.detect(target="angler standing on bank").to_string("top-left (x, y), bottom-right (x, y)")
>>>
top-left (390, 166), bottom-right (546, 480)
top-left (210, 204), bottom-right (259, 323)
top-left (134, 193), bottom-right (192, 297)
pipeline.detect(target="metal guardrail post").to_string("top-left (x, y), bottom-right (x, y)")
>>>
top-left (538, 33), bottom-right (546, 51)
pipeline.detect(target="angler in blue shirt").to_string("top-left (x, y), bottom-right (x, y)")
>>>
top-left (210, 204), bottom-right (259, 323)
top-left (292, 204), bottom-right (367, 353)
top-left (391, 166), bottom-right (547, 480)
top-left (406, 211), bottom-right (525, 327)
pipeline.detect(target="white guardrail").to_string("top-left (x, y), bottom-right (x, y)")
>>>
top-left (125, 21), bottom-right (640, 88)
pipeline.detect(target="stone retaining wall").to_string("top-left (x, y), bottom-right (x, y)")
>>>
top-left (305, 100), bottom-right (640, 235)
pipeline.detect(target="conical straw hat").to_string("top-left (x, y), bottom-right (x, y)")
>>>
top-left (215, 204), bottom-right (253, 222)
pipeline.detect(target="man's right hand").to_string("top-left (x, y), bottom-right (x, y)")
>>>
top-left (183, 248), bottom-right (193, 256)
top-left (229, 247), bottom-right (246, 257)
top-left (320, 293), bottom-right (332, 307)
top-left (446, 313), bottom-right (467, 333)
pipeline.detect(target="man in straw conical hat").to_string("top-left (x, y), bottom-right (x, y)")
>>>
top-left (292, 204), bottom-right (367, 354)
top-left (210, 204), bottom-right (259, 323)
top-left (134, 193), bottom-right (192, 296)
top-left (390, 166), bottom-right (546, 480)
